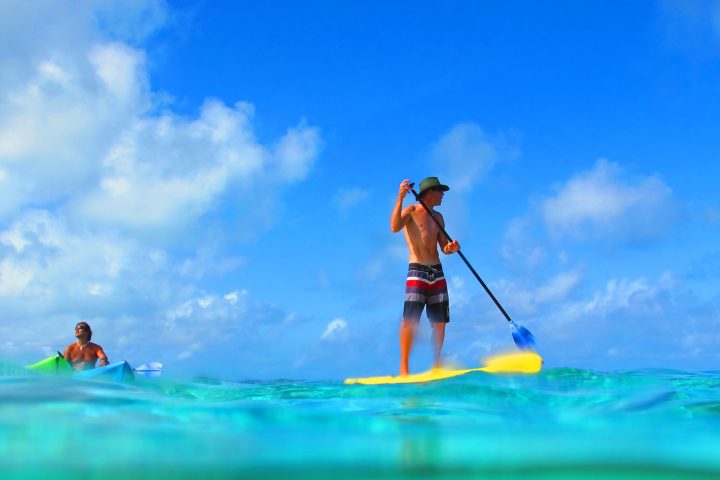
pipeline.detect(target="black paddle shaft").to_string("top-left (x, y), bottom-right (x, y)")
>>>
top-left (411, 189), bottom-right (513, 323)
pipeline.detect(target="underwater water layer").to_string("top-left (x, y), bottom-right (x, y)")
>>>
top-left (1, 365), bottom-right (719, 479)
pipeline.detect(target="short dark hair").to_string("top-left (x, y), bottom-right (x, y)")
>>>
top-left (76, 322), bottom-right (92, 340)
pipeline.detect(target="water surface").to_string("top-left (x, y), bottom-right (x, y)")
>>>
top-left (1, 364), bottom-right (719, 479)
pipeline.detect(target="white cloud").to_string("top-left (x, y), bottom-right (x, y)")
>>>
top-left (0, 206), bottom-right (319, 377)
top-left (0, 1), bottom-right (165, 91)
top-left (69, 98), bottom-right (320, 235)
top-left (582, 271), bottom-right (676, 317)
top-left (445, 270), bottom-right (583, 362)
top-left (439, 267), bottom-right (716, 372)
top-left (273, 121), bottom-right (322, 182)
top-left (197, 295), bottom-right (215, 309)
top-left (493, 271), bottom-right (583, 316)
top-left (528, 271), bottom-right (680, 346)
top-left (0, 3), bottom-right (326, 378)
top-left (321, 318), bottom-right (348, 340)
top-left (541, 159), bottom-right (678, 243)
top-left (0, 210), bottom-right (158, 305)
top-left (90, 43), bottom-right (148, 103)
top-left (1, 226), bottom-right (30, 253)
top-left (430, 123), bottom-right (519, 193)
top-left (87, 283), bottom-right (110, 296)
top-left (0, 43), bottom-right (149, 219)
top-left (0, 3), bottom-right (322, 233)
top-left (177, 349), bottom-right (194, 361)
top-left (535, 271), bottom-right (584, 304)
top-left (0, 1), bottom-right (325, 369)
top-left (0, 257), bottom-right (35, 296)
top-left (224, 290), bottom-right (247, 305)
top-left (523, 270), bottom-right (720, 370)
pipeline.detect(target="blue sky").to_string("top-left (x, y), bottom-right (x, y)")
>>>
top-left (1, 0), bottom-right (719, 380)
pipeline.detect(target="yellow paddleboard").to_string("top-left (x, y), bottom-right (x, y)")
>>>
top-left (344, 351), bottom-right (542, 385)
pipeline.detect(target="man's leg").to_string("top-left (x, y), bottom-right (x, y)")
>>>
top-left (400, 318), bottom-right (416, 376)
top-left (431, 322), bottom-right (446, 369)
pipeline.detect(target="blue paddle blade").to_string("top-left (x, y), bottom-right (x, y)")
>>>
top-left (510, 320), bottom-right (537, 351)
top-left (134, 362), bottom-right (163, 378)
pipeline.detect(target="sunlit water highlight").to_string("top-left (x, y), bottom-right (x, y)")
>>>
top-left (1, 364), bottom-right (719, 479)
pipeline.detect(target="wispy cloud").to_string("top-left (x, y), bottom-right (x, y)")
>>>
top-left (429, 122), bottom-right (519, 193)
top-left (448, 266), bottom-right (720, 370)
top-left (273, 120), bottom-right (322, 182)
top-left (320, 318), bottom-right (348, 340)
top-left (524, 270), bottom-right (720, 368)
top-left (491, 271), bottom-right (583, 317)
top-left (541, 159), bottom-right (679, 244)
top-left (581, 271), bottom-right (676, 318)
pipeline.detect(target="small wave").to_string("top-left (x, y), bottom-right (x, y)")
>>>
top-left (1, 365), bottom-right (719, 478)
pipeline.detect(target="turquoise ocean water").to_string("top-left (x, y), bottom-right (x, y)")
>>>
top-left (1, 363), bottom-right (719, 479)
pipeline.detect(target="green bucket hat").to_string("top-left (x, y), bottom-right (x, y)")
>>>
top-left (418, 177), bottom-right (450, 196)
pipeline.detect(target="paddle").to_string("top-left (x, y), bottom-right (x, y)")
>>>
top-left (133, 362), bottom-right (163, 378)
top-left (410, 187), bottom-right (537, 350)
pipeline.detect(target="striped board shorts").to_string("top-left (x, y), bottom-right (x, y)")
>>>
top-left (403, 263), bottom-right (450, 324)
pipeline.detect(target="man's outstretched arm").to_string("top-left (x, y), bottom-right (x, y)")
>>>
top-left (391, 179), bottom-right (413, 232)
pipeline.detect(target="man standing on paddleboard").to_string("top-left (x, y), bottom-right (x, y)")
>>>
top-left (391, 177), bottom-right (460, 375)
top-left (63, 322), bottom-right (109, 372)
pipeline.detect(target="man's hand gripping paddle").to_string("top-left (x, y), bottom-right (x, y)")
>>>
top-left (410, 185), bottom-right (537, 351)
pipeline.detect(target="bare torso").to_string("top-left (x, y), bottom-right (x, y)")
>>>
top-left (63, 342), bottom-right (108, 372)
top-left (390, 180), bottom-right (458, 265)
top-left (402, 204), bottom-right (445, 265)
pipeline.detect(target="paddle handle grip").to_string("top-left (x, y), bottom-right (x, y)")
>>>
top-left (411, 189), bottom-right (513, 323)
